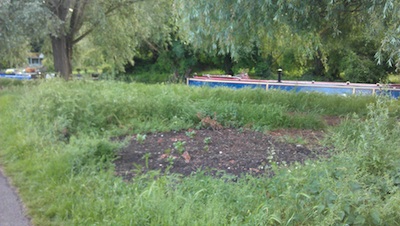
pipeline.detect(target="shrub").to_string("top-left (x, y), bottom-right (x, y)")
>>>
top-left (341, 51), bottom-right (388, 83)
top-left (329, 98), bottom-right (400, 176)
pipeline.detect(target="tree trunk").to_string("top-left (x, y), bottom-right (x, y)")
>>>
top-left (51, 36), bottom-right (73, 80)
top-left (223, 54), bottom-right (234, 75)
top-left (312, 50), bottom-right (326, 79)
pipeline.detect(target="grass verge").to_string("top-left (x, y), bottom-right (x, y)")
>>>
top-left (0, 79), bottom-right (399, 225)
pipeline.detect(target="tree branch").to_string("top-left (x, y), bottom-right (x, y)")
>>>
top-left (143, 39), bottom-right (160, 53)
top-left (72, 0), bottom-right (145, 45)
top-left (69, 0), bottom-right (90, 38)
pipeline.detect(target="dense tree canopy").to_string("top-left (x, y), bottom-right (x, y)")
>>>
top-left (0, 0), bottom-right (47, 67)
top-left (175, 0), bottom-right (400, 76)
top-left (1, 0), bottom-right (172, 78)
top-left (49, 0), bottom-right (173, 79)
top-left (1, 0), bottom-right (399, 81)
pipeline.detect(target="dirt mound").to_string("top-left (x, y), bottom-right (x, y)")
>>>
top-left (114, 128), bottom-right (330, 180)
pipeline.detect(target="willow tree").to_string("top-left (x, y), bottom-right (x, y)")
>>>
top-left (50, 0), bottom-right (175, 79)
top-left (1, 0), bottom-right (171, 79)
top-left (175, 0), bottom-right (400, 72)
top-left (0, 0), bottom-right (45, 67)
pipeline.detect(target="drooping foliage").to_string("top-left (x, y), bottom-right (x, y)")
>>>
top-left (175, 0), bottom-right (400, 80)
top-left (2, 0), bottom-right (399, 82)
top-left (1, 0), bottom-right (173, 79)
top-left (0, 0), bottom-right (48, 67)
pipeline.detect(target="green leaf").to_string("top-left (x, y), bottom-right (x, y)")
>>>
top-left (370, 210), bottom-right (381, 225)
top-left (354, 215), bottom-right (366, 225)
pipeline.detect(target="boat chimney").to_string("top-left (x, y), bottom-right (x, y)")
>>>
top-left (277, 68), bottom-right (283, 83)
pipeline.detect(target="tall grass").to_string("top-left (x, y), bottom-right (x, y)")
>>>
top-left (0, 78), bottom-right (25, 88)
top-left (0, 79), bottom-right (398, 225)
top-left (15, 80), bottom-right (375, 139)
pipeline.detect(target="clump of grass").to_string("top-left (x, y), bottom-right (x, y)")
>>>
top-left (142, 153), bottom-right (151, 168)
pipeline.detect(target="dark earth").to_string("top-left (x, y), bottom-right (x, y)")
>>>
top-left (114, 117), bottom-right (340, 180)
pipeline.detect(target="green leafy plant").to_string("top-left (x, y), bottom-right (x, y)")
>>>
top-left (203, 137), bottom-right (212, 145)
top-left (185, 130), bottom-right (196, 138)
top-left (136, 134), bottom-right (147, 144)
top-left (173, 141), bottom-right (186, 154)
top-left (329, 98), bottom-right (400, 176)
top-left (202, 137), bottom-right (212, 152)
top-left (166, 156), bottom-right (175, 168)
top-left (353, 99), bottom-right (400, 176)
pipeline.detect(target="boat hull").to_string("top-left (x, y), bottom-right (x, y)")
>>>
top-left (187, 76), bottom-right (400, 99)
top-left (0, 73), bottom-right (32, 80)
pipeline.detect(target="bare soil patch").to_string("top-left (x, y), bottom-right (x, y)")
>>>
top-left (114, 127), bottom-right (331, 180)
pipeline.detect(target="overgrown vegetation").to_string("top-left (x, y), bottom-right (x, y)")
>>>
top-left (0, 80), bottom-right (399, 225)
top-left (0, 78), bottom-right (25, 88)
